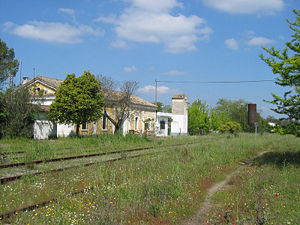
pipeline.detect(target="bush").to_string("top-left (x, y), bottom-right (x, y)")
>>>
top-left (0, 88), bottom-right (38, 138)
top-left (218, 121), bottom-right (241, 134)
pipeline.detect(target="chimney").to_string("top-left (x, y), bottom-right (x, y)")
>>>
top-left (22, 77), bottom-right (29, 85)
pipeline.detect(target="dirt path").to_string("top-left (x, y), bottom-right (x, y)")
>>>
top-left (181, 151), bottom-right (268, 225)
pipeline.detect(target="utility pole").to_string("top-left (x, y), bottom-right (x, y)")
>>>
top-left (9, 74), bottom-right (13, 89)
top-left (155, 79), bottom-right (157, 105)
top-left (19, 61), bottom-right (22, 85)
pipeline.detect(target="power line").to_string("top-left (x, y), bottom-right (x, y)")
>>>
top-left (157, 79), bottom-right (274, 84)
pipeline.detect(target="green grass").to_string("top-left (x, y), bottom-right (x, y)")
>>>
top-left (0, 133), bottom-right (299, 224)
top-left (205, 135), bottom-right (300, 224)
top-left (0, 134), bottom-right (200, 164)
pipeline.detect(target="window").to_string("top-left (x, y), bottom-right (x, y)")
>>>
top-left (160, 120), bottom-right (165, 130)
top-left (82, 123), bottom-right (88, 131)
top-left (102, 113), bottom-right (108, 130)
top-left (145, 122), bottom-right (149, 131)
top-left (145, 117), bottom-right (152, 131)
top-left (135, 117), bottom-right (139, 130)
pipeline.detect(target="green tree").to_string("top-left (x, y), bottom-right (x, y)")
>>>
top-left (210, 108), bottom-right (231, 131)
top-left (48, 71), bottom-right (104, 136)
top-left (0, 88), bottom-right (38, 138)
top-left (260, 10), bottom-right (300, 136)
top-left (162, 104), bottom-right (172, 113)
top-left (153, 102), bottom-right (172, 113)
top-left (215, 99), bottom-right (250, 132)
top-left (155, 102), bottom-right (163, 112)
top-left (0, 39), bottom-right (19, 89)
top-left (188, 99), bottom-right (210, 135)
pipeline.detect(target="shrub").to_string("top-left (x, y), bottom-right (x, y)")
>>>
top-left (218, 121), bottom-right (241, 134)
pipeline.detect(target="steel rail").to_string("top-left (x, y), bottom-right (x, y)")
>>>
top-left (0, 142), bottom-right (200, 184)
top-left (0, 141), bottom-right (200, 169)
top-left (0, 146), bottom-right (156, 169)
top-left (0, 152), bottom-right (156, 220)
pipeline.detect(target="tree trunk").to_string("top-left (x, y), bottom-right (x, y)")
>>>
top-left (114, 125), bottom-right (120, 135)
top-left (76, 124), bottom-right (80, 137)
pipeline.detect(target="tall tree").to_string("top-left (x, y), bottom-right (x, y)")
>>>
top-left (215, 99), bottom-right (250, 132)
top-left (48, 71), bottom-right (104, 136)
top-left (0, 39), bottom-right (19, 89)
top-left (97, 75), bottom-right (139, 134)
top-left (260, 10), bottom-right (300, 136)
top-left (105, 81), bottom-right (138, 134)
top-left (0, 88), bottom-right (38, 138)
top-left (188, 99), bottom-right (211, 135)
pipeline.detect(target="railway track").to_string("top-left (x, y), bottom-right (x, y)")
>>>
top-left (0, 152), bottom-right (156, 220)
top-left (0, 146), bottom-right (155, 169)
top-left (0, 141), bottom-right (211, 220)
top-left (0, 141), bottom-right (200, 184)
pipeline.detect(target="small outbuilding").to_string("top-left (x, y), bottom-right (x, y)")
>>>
top-left (156, 94), bottom-right (188, 136)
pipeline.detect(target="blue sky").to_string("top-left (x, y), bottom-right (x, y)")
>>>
top-left (1, 0), bottom-right (299, 117)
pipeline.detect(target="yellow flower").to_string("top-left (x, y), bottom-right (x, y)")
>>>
top-left (35, 213), bottom-right (38, 216)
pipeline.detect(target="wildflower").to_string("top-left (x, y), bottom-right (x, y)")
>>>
top-left (275, 194), bottom-right (279, 197)
top-left (9, 197), bottom-right (12, 201)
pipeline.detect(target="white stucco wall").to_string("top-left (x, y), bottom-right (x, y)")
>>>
top-left (156, 112), bottom-right (172, 136)
top-left (33, 120), bottom-right (57, 139)
top-left (171, 114), bottom-right (188, 135)
top-left (57, 124), bottom-right (75, 137)
top-left (32, 96), bottom-right (55, 106)
top-left (155, 117), bottom-right (168, 136)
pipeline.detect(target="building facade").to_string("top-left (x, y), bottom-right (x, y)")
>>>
top-left (156, 94), bottom-right (189, 136)
top-left (22, 76), bottom-right (157, 139)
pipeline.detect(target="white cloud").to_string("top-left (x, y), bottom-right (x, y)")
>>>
top-left (163, 70), bottom-right (187, 76)
top-left (97, 0), bottom-right (212, 53)
top-left (247, 37), bottom-right (275, 46)
top-left (95, 15), bottom-right (118, 23)
top-left (130, 0), bottom-right (182, 12)
top-left (138, 85), bottom-right (172, 94)
top-left (58, 8), bottom-right (75, 16)
top-left (111, 40), bottom-right (128, 48)
top-left (202, 0), bottom-right (284, 14)
top-left (3, 21), bottom-right (103, 43)
top-left (225, 38), bottom-right (239, 50)
top-left (123, 66), bottom-right (137, 72)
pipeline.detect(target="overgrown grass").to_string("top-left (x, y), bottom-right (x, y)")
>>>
top-left (204, 134), bottom-right (300, 224)
top-left (0, 134), bottom-right (199, 164)
top-left (0, 133), bottom-right (299, 224)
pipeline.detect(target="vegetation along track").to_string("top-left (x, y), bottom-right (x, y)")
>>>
top-left (0, 142), bottom-right (200, 184)
top-left (0, 151), bottom-right (157, 220)
top-left (0, 141), bottom-right (201, 220)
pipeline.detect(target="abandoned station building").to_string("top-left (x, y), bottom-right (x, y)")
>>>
top-left (21, 76), bottom-right (188, 139)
